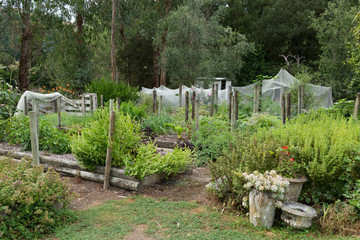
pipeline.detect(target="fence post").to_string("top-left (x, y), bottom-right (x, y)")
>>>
top-left (253, 84), bottom-right (260, 114)
top-left (192, 91), bottom-right (196, 120)
top-left (210, 84), bottom-right (215, 117)
top-left (101, 94), bottom-right (104, 109)
top-left (82, 94), bottom-right (86, 117)
top-left (29, 111), bottom-right (40, 166)
top-left (116, 98), bottom-right (120, 110)
top-left (231, 95), bottom-right (236, 132)
top-left (104, 110), bottom-right (116, 190)
top-left (53, 99), bottom-right (58, 113)
top-left (57, 98), bottom-right (61, 130)
top-left (90, 95), bottom-right (94, 115)
top-left (24, 96), bottom-right (28, 115)
top-left (109, 99), bottom-right (114, 111)
top-left (179, 85), bottom-right (182, 108)
top-left (235, 90), bottom-right (239, 121)
top-left (195, 99), bottom-right (200, 131)
top-left (281, 94), bottom-right (286, 125)
top-left (158, 96), bottom-right (162, 115)
top-left (185, 91), bottom-right (189, 122)
top-left (298, 85), bottom-right (304, 114)
top-left (353, 92), bottom-right (360, 119)
top-left (228, 91), bottom-right (233, 124)
top-left (215, 84), bottom-right (219, 113)
top-left (286, 93), bottom-right (291, 120)
top-left (153, 89), bottom-right (157, 114)
top-left (32, 99), bottom-right (39, 137)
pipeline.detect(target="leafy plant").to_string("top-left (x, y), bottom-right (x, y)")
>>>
top-left (0, 158), bottom-right (74, 239)
top-left (141, 113), bottom-right (177, 135)
top-left (165, 123), bottom-right (184, 140)
top-left (118, 101), bottom-right (147, 121)
top-left (0, 80), bottom-right (20, 119)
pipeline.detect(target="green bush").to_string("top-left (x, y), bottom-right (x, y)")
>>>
top-left (85, 78), bottom-right (140, 105)
top-left (141, 113), bottom-right (178, 135)
top-left (71, 108), bottom-right (193, 178)
top-left (0, 158), bottom-right (74, 239)
top-left (2, 115), bottom-right (71, 154)
top-left (118, 101), bottom-right (147, 121)
top-left (217, 112), bottom-right (360, 205)
top-left (0, 81), bottom-right (20, 119)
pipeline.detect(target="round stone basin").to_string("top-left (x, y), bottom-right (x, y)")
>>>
top-left (281, 201), bottom-right (317, 229)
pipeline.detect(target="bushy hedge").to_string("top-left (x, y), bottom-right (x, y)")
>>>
top-left (211, 112), bottom-right (360, 208)
top-left (0, 158), bottom-right (74, 239)
top-left (71, 108), bottom-right (193, 179)
top-left (85, 78), bottom-right (140, 105)
top-left (1, 115), bottom-right (71, 154)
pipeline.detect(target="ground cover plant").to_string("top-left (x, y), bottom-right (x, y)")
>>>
top-left (0, 157), bottom-right (74, 239)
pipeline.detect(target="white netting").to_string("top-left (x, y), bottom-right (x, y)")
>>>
top-left (141, 69), bottom-right (333, 109)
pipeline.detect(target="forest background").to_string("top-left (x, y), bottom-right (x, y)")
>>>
top-left (1, 0), bottom-right (360, 100)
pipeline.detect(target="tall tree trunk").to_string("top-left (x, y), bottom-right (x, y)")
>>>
top-left (18, 0), bottom-right (32, 91)
top-left (158, 0), bottom-right (171, 87)
top-left (111, 0), bottom-right (116, 82)
top-left (153, 48), bottom-right (160, 87)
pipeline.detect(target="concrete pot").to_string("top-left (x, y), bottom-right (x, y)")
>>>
top-left (281, 201), bottom-right (317, 229)
top-left (283, 176), bottom-right (307, 202)
top-left (249, 189), bottom-right (276, 228)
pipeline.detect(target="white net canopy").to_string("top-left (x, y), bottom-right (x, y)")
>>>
top-left (141, 69), bottom-right (333, 109)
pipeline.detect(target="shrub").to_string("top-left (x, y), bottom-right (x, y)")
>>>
top-left (0, 81), bottom-right (20, 119)
top-left (118, 101), bottom-right (147, 121)
top-left (0, 158), bottom-right (74, 239)
top-left (2, 115), bottom-right (71, 154)
top-left (141, 113), bottom-right (177, 135)
top-left (85, 78), bottom-right (140, 105)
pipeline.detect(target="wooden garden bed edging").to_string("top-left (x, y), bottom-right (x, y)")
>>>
top-left (0, 149), bottom-right (164, 193)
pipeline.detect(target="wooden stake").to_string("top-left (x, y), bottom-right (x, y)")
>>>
top-left (104, 110), bottom-right (116, 190)
top-left (298, 85), bottom-right (304, 115)
top-left (57, 98), bottom-right (61, 130)
top-left (281, 94), bottom-right (286, 125)
top-left (286, 93), bottom-right (291, 120)
top-left (235, 90), bottom-right (239, 121)
top-left (82, 94), bottom-right (86, 117)
top-left (185, 91), bottom-right (189, 122)
top-left (29, 111), bottom-right (40, 166)
top-left (116, 98), bottom-right (120, 110)
top-left (210, 84), bottom-right (215, 117)
top-left (215, 84), bottom-right (219, 113)
top-left (353, 92), bottom-right (360, 119)
top-left (153, 89), bottom-right (157, 114)
top-left (158, 96), bottom-right (162, 115)
top-left (253, 84), bottom-right (260, 114)
top-left (231, 95), bottom-right (236, 132)
top-left (179, 85), bottom-right (182, 108)
top-left (24, 96), bottom-right (28, 115)
top-left (192, 91), bottom-right (196, 120)
top-left (109, 99), bottom-right (114, 111)
top-left (195, 99), bottom-right (200, 131)
top-left (229, 91), bottom-right (233, 123)
top-left (90, 95), bottom-right (94, 115)
top-left (99, 95), bottom-right (103, 109)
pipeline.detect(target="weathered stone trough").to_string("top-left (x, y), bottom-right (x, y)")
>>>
top-left (0, 149), bottom-right (164, 193)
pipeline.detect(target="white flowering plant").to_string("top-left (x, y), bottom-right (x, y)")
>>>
top-left (242, 170), bottom-right (289, 208)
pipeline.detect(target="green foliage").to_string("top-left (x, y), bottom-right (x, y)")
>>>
top-left (85, 78), bottom-right (140, 106)
top-left (192, 116), bottom-right (234, 166)
top-left (118, 101), bottom-right (147, 122)
top-left (141, 113), bottom-right (177, 135)
top-left (0, 158), bottom-right (74, 239)
top-left (2, 115), bottom-right (71, 154)
top-left (0, 81), bottom-right (19, 119)
top-left (71, 108), bottom-right (142, 170)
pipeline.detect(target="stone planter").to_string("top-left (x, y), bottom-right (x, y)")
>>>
top-left (281, 201), bottom-right (317, 229)
top-left (249, 189), bottom-right (276, 228)
top-left (283, 176), bottom-right (307, 202)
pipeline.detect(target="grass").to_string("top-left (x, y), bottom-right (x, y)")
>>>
top-left (49, 196), bottom-right (356, 240)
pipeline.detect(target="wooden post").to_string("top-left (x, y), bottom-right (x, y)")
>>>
top-left (90, 95), bottom-right (94, 115)
top-left (104, 110), bottom-right (116, 190)
top-left (32, 99), bottom-right (39, 137)
top-left (298, 85), bottom-right (304, 115)
top-left (53, 99), bottom-right (58, 113)
top-left (82, 94), bottom-right (86, 117)
top-left (253, 84), bottom-right (260, 114)
top-left (57, 98), bottom-right (61, 130)
top-left (153, 89), bottom-right (157, 114)
top-left (210, 84), bottom-right (215, 117)
top-left (195, 99), bottom-right (200, 131)
top-left (29, 111), bottom-right (40, 166)
top-left (231, 95), bottom-right (236, 132)
top-left (100, 94), bottom-right (104, 109)
top-left (179, 85), bottom-right (182, 108)
top-left (235, 90), bottom-right (239, 121)
top-left (158, 96), bottom-right (162, 115)
top-left (185, 91), bottom-right (189, 122)
top-left (286, 93), bottom-right (291, 120)
top-left (229, 91), bottom-right (233, 123)
top-left (24, 96), bottom-right (28, 115)
top-left (116, 98), bottom-right (120, 110)
top-left (281, 94), bottom-right (286, 125)
top-left (353, 92), bottom-right (360, 118)
top-left (215, 84), bottom-right (219, 113)
top-left (192, 91), bottom-right (196, 120)
top-left (109, 99), bottom-right (114, 111)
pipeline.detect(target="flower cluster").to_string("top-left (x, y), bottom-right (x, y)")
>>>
top-left (242, 170), bottom-right (289, 208)
top-left (276, 146), bottom-right (301, 178)
top-left (38, 84), bottom-right (75, 96)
